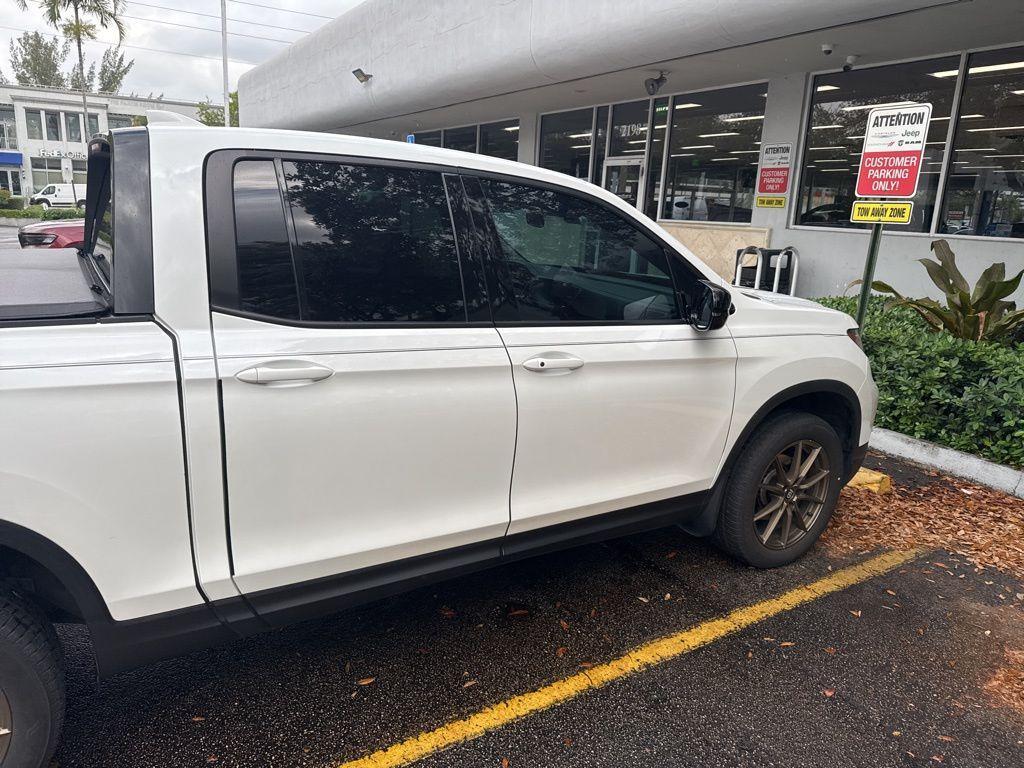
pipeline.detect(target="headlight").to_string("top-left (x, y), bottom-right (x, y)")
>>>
top-left (18, 233), bottom-right (57, 247)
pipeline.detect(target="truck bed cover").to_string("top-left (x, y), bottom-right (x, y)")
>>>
top-left (0, 248), bottom-right (106, 320)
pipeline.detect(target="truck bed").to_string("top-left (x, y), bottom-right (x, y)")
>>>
top-left (0, 248), bottom-right (107, 320)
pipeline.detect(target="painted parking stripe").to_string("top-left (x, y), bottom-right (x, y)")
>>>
top-left (339, 548), bottom-right (920, 768)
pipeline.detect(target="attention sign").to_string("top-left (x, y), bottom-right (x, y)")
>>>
top-left (850, 200), bottom-right (914, 225)
top-left (757, 142), bottom-right (792, 195)
top-left (855, 103), bottom-right (932, 198)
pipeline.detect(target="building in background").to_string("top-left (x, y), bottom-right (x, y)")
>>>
top-left (238, 0), bottom-right (1023, 299)
top-left (0, 84), bottom-right (201, 197)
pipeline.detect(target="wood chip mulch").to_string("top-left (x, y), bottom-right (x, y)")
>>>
top-left (823, 477), bottom-right (1024, 580)
top-left (984, 648), bottom-right (1024, 718)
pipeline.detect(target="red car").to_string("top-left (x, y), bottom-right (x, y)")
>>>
top-left (18, 218), bottom-right (86, 249)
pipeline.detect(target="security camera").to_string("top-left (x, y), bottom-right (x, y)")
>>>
top-left (821, 43), bottom-right (834, 56)
top-left (843, 55), bottom-right (860, 72)
top-left (644, 71), bottom-right (668, 96)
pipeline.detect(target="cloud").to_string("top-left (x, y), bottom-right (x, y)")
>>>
top-left (2, 0), bottom-right (365, 103)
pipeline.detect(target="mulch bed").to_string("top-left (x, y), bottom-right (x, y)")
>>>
top-left (822, 455), bottom-right (1024, 581)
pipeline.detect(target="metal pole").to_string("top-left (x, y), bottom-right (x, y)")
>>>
top-left (855, 222), bottom-right (884, 329)
top-left (221, 0), bottom-right (230, 127)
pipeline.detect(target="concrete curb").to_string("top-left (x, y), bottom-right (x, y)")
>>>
top-left (869, 427), bottom-right (1024, 499)
top-left (0, 217), bottom-right (40, 227)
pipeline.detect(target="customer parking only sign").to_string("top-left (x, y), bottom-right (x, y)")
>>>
top-left (855, 102), bottom-right (932, 198)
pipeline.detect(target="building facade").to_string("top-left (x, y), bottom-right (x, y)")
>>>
top-left (0, 84), bottom-right (201, 198)
top-left (239, 0), bottom-right (1024, 300)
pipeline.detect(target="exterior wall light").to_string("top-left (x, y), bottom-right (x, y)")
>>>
top-left (352, 69), bottom-right (373, 84)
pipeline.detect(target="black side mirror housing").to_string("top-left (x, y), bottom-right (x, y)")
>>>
top-left (689, 280), bottom-right (732, 331)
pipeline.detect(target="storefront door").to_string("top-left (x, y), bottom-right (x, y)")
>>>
top-left (602, 157), bottom-right (644, 208)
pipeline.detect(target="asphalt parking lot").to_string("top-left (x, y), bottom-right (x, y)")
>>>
top-left (51, 457), bottom-right (1024, 768)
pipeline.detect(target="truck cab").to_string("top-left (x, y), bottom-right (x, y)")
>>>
top-left (0, 113), bottom-right (875, 768)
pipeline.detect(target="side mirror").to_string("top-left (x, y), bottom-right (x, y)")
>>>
top-left (689, 280), bottom-right (731, 331)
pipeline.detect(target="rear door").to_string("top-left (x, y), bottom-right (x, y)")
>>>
top-left (462, 174), bottom-right (736, 538)
top-left (206, 154), bottom-right (516, 599)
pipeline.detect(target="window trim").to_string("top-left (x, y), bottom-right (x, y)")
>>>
top-left (204, 148), bottom-right (491, 330)
top-left (461, 167), bottom-right (705, 327)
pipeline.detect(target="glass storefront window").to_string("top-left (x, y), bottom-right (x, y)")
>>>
top-left (0, 107), bottom-right (15, 150)
top-left (44, 111), bottom-right (61, 142)
top-left (608, 100), bottom-right (650, 157)
top-left (87, 113), bottom-right (99, 137)
top-left (443, 125), bottom-right (477, 152)
top-left (72, 160), bottom-right (88, 190)
top-left (413, 130), bottom-right (442, 147)
top-left (65, 113), bottom-right (82, 143)
top-left (939, 46), bottom-right (1024, 238)
top-left (539, 108), bottom-right (593, 179)
top-left (31, 158), bottom-right (62, 192)
top-left (663, 84), bottom-right (766, 223)
top-left (479, 119), bottom-right (519, 160)
top-left (25, 109), bottom-right (43, 140)
top-left (644, 98), bottom-right (669, 219)
top-left (797, 56), bottom-right (958, 232)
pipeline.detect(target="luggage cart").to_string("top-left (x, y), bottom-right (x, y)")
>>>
top-left (733, 246), bottom-right (799, 296)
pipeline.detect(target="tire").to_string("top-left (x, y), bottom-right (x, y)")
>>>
top-left (38, 202), bottom-right (49, 210)
top-left (0, 591), bottom-right (65, 768)
top-left (75, 201), bottom-right (85, 209)
top-left (714, 412), bottom-right (844, 568)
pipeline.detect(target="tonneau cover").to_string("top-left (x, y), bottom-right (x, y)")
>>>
top-left (0, 248), bottom-right (107, 320)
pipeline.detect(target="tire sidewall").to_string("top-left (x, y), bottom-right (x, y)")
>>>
top-left (0, 638), bottom-right (56, 768)
top-left (725, 414), bottom-right (844, 568)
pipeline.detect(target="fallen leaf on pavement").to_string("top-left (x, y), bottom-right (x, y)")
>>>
top-left (356, 677), bottom-right (376, 686)
top-left (823, 688), bottom-right (836, 698)
top-left (780, 642), bottom-right (796, 648)
top-left (463, 680), bottom-right (478, 688)
top-left (824, 647), bottom-right (837, 655)
top-left (850, 610), bottom-right (862, 618)
top-left (559, 619), bottom-right (570, 631)
top-left (556, 646), bottom-right (567, 657)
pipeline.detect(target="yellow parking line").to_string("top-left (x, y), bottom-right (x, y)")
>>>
top-left (339, 548), bottom-right (920, 768)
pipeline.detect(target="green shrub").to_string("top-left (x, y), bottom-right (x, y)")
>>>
top-left (2, 195), bottom-right (26, 210)
top-left (819, 296), bottom-right (1024, 469)
top-left (0, 206), bottom-right (83, 220)
top-left (41, 207), bottom-right (84, 220)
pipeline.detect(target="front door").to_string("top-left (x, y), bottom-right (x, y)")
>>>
top-left (464, 174), bottom-right (736, 538)
top-left (602, 157), bottom-right (644, 208)
top-left (208, 157), bottom-right (517, 597)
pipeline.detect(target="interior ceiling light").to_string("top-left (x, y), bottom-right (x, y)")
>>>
top-left (567, 132), bottom-right (591, 139)
top-left (816, 85), bottom-right (840, 92)
top-left (931, 61), bottom-right (1024, 78)
top-left (351, 68), bottom-right (372, 83)
top-left (503, 125), bottom-right (519, 132)
top-left (681, 144), bottom-right (714, 149)
top-left (699, 132), bottom-right (740, 138)
top-left (710, 157), bottom-right (739, 161)
top-left (722, 115), bottom-right (764, 122)
top-left (674, 102), bottom-right (702, 110)
top-left (812, 124), bottom-right (843, 130)
top-left (728, 150), bottom-right (760, 154)
top-left (967, 125), bottom-right (1024, 132)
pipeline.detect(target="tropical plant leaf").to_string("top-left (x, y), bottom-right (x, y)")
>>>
top-left (930, 239), bottom-right (970, 294)
top-left (971, 262), bottom-right (1006, 304)
top-left (974, 269), bottom-right (1024, 311)
top-left (917, 257), bottom-right (955, 296)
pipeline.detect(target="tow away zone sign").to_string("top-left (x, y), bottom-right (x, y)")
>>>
top-left (850, 200), bottom-right (913, 225)
top-left (855, 103), bottom-right (932, 198)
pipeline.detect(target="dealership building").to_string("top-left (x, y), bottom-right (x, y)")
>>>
top-left (239, 0), bottom-right (1023, 299)
top-left (0, 84), bottom-right (201, 197)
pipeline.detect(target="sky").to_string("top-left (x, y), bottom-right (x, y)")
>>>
top-left (1, 0), bottom-right (366, 104)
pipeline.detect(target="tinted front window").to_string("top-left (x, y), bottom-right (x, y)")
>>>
top-left (232, 160), bottom-right (300, 319)
top-left (480, 179), bottom-right (682, 323)
top-left (283, 161), bottom-right (465, 323)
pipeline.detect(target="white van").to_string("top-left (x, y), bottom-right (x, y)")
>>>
top-left (29, 183), bottom-right (85, 209)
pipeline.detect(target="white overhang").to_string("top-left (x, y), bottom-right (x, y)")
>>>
top-left (239, 0), bottom-right (965, 131)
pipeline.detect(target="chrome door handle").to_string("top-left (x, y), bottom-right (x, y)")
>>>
top-left (522, 355), bottom-right (585, 373)
top-left (235, 360), bottom-right (334, 386)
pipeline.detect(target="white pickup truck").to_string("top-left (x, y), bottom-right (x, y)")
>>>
top-left (0, 113), bottom-right (876, 768)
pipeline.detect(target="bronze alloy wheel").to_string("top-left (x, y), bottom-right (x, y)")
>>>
top-left (753, 439), bottom-right (832, 550)
top-left (0, 687), bottom-right (12, 763)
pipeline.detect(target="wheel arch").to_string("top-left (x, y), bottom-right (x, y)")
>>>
top-left (684, 379), bottom-right (862, 537)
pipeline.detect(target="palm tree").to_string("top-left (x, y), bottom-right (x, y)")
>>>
top-left (15, 1), bottom-right (126, 140)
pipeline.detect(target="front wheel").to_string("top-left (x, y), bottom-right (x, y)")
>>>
top-left (37, 201), bottom-right (50, 210)
top-left (0, 592), bottom-right (65, 768)
top-left (714, 412), bottom-right (844, 568)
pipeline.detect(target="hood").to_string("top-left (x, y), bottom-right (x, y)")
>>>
top-left (727, 288), bottom-right (856, 338)
top-left (19, 219), bottom-right (86, 234)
